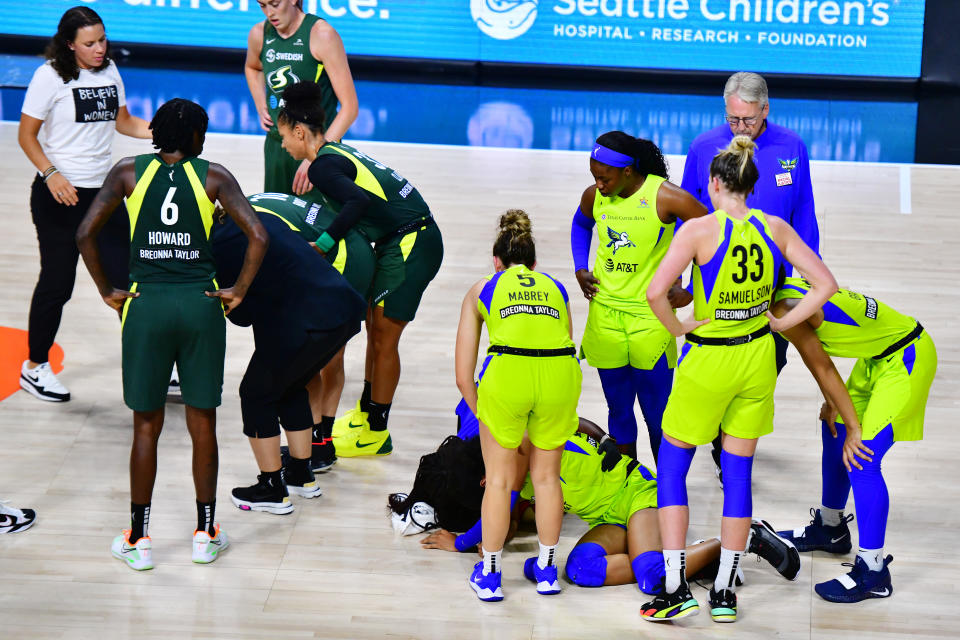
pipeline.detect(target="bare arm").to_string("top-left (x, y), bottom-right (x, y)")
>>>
top-left (115, 106), bottom-right (151, 139)
top-left (243, 23), bottom-right (272, 132)
top-left (205, 163), bottom-right (268, 313)
top-left (773, 301), bottom-right (873, 470)
top-left (19, 113), bottom-right (80, 207)
top-left (657, 180), bottom-right (709, 224)
top-left (455, 279), bottom-right (486, 416)
top-left (76, 158), bottom-right (138, 311)
top-left (646, 219), bottom-right (712, 336)
top-left (766, 217), bottom-right (838, 333)
top-left (311, 21), bottom-right (357, 142)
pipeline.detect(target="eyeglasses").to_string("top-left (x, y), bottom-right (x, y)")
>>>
top-left (725, 114), bottom-right (762, 126)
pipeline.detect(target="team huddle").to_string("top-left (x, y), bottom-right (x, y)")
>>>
top-left (13, 0), bottom-right (937, 629)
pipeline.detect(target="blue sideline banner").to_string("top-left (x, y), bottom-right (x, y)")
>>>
top-left (0, 0), bottom-right (926, 78)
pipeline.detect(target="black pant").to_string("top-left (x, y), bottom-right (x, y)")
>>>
top-left (240, 320), bottom-right (362, 438)
top-left (28, 176), bottom-right (129, 363)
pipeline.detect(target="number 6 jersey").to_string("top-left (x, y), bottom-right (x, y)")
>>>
top-left (126, 154), bottom-right (217, 284)
top-left (690, 209), bottom-right (783, 338)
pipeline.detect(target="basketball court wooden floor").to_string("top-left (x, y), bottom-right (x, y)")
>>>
top-left (0, 122), bottom-right (956, 639)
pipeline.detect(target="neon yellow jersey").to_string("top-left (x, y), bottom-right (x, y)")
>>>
top-left (520, 432), bottom-right (655, 523)
top-left (691, 209), bottom-right (782, 338)
top-left (593, 175), bottom-right (672, 317)
top-left (774, 277), bottom-right (917, 359)
top-left (477, 264), bottom-right (574, 351)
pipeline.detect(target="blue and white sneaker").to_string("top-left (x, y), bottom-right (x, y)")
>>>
top-left (816, 555), bottom-right (893, 603)
top-left (778, 508), bottom-right (854, 554)
top-left (469, 561), bottom-right (504, 602)
top-left (523, 556), bottom-right (561, 595)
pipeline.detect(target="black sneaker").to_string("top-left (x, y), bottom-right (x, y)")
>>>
top-left (640, 580), bottom-right (699, 622)
top-left (749, 519), bottom-right (801, 581)
top-left (710, 437), bottom-right (723, 488)
top-left (0, 501), bottom-right (36, 533)
top-left (708, 587), bottom-right (737, 623)
top-left (778, 508), bottom-right (854, 554)
top-left (231, 474), bottom-right (294, 515)
top-left (281, 444), bottom-right (336, 474)
top-left (283, 460), bottom-right (323, 498)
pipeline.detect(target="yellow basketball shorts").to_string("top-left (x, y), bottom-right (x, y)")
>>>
top-left (580, 301), bottom-right (677, 370)
top-left (662, 334), bottom-right (776, 445)
top-left (477, 353), bottom-right (582, 450)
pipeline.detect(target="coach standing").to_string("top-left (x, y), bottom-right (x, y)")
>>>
top-left (681, 72), bottom-right (820, 478)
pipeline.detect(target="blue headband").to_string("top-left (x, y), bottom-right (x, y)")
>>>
top-left (590, 144), bottom-right (633, 168)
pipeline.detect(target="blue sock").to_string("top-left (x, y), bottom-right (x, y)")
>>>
top-left (821, 420), bottom-right (851, 510)
top-left (598, 366), bottom-right (638, 446)
top-left (850, 424), bottom-right (894, 549)
top-left (632, 354), bottom-right (673, 464)
top-left (657, 438), bottom-right (695, 507)
top-left (720, 449), bottom-right (753, 518)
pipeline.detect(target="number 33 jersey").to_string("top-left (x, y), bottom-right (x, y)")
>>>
top-left (126, 154), bottom-right (217, 284)
top-left (690, 209), bottom-right (784, 338)
top-left (478, 264), bottom-right (575, 351)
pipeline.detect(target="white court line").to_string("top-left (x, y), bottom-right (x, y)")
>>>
top-left (899, 165), bottom-right (912, 215)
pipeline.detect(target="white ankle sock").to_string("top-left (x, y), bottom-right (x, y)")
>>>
top-left (663, 549), bottom-right (685, 592)
top-left (537, 541), bottom-right (557, 569)
top-left (714, 547), bottom-right (744, 592)
top-left (820, 506), bottom-right (844, 527)
top-left (858, 547), bottom-right (883, 572)
top-left (482, 547), bottom-right (502, 575)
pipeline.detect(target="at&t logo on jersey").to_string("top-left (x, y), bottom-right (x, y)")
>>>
top-left (471, 1), bottom-right (538, 40)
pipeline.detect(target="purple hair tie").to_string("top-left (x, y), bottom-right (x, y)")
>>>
top-left (590, 144), bottom-right (634, 168)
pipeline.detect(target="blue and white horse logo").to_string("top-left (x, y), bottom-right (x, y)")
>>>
top-left (605, 227), bottom-right (635, 254)
top-left (471, 1), bottom-right (538, 40)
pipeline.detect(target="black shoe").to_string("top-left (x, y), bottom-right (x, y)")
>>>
top-left (710, 436), bottom-right (723, 488)
top-left (778, 508), bottom-right (855, 554)
top-left (281, 444), bottom-right (337, 473)
top-left (283, 460), bottom-right (322, 498)
top-left (708, 587), bottom-right (737, 623)
top-left (749, 518), bottom-right (801, 581)
top-left (640, 580), bottom-right (700, 622)
top-left (231, 474), bottom-right (294, 515)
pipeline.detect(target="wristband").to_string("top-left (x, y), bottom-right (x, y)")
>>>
top-left (599, 434), bottom-right (616, 446)
top-left (42, 167), bottom-right (59, 182)
top-left (316, 231), bottom-right (335, 253)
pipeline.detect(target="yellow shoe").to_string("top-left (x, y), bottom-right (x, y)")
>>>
top-left (334, 427), bottom-right (392, 457)
top-left (332, 400), bottom-right (368, 439)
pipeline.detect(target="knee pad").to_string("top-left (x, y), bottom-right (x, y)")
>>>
top-left (564, 543), bottom-right (607, 587)
top-left (632, 550), bottom-right (666, 595)
top-left (656, 438), bottom-right (696, 507)
top-left (721, 449), bottom-right (754, 518)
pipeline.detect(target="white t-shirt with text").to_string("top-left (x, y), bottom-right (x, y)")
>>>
top-left (21, 60), bottom-right (127, 188)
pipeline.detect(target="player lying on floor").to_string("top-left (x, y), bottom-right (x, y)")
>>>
top-left (388, 410), bottom-right (800, 601)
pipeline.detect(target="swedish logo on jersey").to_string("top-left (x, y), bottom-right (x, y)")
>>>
top-left (267, 66), bottom-right (300, 94)
top-left (778, 157), bottom-right (798, 172)
top-left (605, 227), bottom-right (635, 255)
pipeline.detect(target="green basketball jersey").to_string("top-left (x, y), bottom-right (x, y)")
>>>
top-left (261, 14), bottom-right (337, 139)
top-left (520, 432), bottom-right (646, 523)
top-left (477, 264), bottom-right (575, 351)
top-left (126, 154), bottom-right (216, 284)
top-left (774, 277), bottom-right (917, 359)
top-left (246, 192), bottom-right (374, 296)
top-left (593, 175), bottom-right (672, 317)
top-left (316, 141), bottom-right (430, 241)
top-left (691, 210), bottom-right (781, 338)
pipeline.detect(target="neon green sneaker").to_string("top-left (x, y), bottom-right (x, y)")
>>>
top-left (111, 529), bottom-right (153, 571)
top-left (192, 524), bottom-right (229, 564)
top-left (332, 400), bottom-right (368, 439)
top-left (334, 427), bottom-right (393, 457)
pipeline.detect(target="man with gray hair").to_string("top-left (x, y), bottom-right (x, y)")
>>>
top-left (680, 72), bottom-right (819, 481)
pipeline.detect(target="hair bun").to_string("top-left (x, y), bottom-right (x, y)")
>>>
top-left (499, 209), bottom-right (531, 236)
top-left (729, 135), bottom-right (756, 157)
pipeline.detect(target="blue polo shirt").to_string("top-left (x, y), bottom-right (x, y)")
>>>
top-left (680, 120), bottom-right (819, 273)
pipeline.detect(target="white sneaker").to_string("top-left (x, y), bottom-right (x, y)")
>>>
top-left (0, 500), bottom-right (37, 533)
top-left (111, 530), bottom-right (153, 571)
top-left (192, 524), bottom-right (229, 564)
top-left (168, 364), bottom-right (181, 398)
top-left (20, 360), bottom-right (70, 402)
